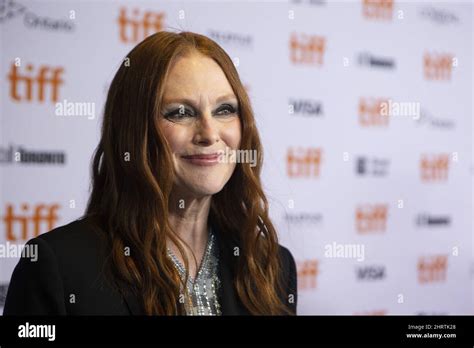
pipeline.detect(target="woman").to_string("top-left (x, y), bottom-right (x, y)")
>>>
top-left (3, 31), bottom-right (297, 315)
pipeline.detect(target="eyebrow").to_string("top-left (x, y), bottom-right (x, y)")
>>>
top-left (162, 94), bottom-right (238, 109)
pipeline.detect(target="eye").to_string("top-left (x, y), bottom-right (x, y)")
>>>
top-left (164, 107), bottom-right (194, 119)
top-left (216, 104), bottom-right (238, 116)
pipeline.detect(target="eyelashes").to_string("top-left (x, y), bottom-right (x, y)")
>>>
top-left (163, 104), bottom-right (239, 120)
top-left (216, 104), bottom-right (239, 116)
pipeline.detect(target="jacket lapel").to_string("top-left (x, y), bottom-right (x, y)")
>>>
top-left (218, 249), bottom-right (246, 315)
top-left (214, 224), bottom-right (250, 315)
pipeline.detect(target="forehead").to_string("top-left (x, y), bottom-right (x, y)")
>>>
top-left (162, 53), bottom-right (235, 102)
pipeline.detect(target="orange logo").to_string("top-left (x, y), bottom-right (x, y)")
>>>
top-left (424, 52), bottom-right (453, 80)
top-left (118, 7), bottom-right (165, 43)
top-left (7, 63), bottom-right (64, 103)
top-left (297, 259), bottom-right (319, 290)
top-left (356, 204), bottom-right (388, 233)
top-left (420, 154), bottom-right (449, 182)
top-left (362, 0), bottom-right (393, 20)
top-left (354, 309), bottom-right (387, 315)
top-left (4, 203), bottom-right (60, 241)
top-left (418, 255), bottom-right (448, 284)
top-left (287, 147), bottom-right (322, 178)
top-left (290, 33), bottom-right (325, 65)
top-left (359, 97), bottom-right (389, 126)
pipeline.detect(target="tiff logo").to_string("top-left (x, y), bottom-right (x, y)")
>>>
top-left (4, 203), bottom-right (60, 241)
top-left (354, 309), bottom-right (387, 315)
top-left (362, 0), bottom-right (393, 20)
top-left (356, 204), bottom-right (388, 233)
top-left (359, 97), bottom-right (389, 127)
top-left (287, 147), bottom-right (322, 178)
top-left (297, 259), bottom-right (319, 290)
top-left (7, 62), bottom-right (64, 103)
top-left (290, 33), bottom-right (325, 65)
top-left (118, 7), bottom-right (165, 43)
top-left (424, 52), bottom-right (454, 80)
top-left (420, 154), bottom-right (449, 182)
top-left (418, 255), bottom-right (448, 283)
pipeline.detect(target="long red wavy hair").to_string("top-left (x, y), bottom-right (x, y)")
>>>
top-left (84, 31), bottom-right (292, 315)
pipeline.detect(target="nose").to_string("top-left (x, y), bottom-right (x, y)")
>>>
top-left (192, 112), bottom-right (219, 146)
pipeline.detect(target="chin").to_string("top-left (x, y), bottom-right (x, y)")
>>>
top-left (175, 165), bottom-right (235, 197)
top-left (177, 175), bottom-right (229, 197)
top-left (193, 178), bottom-right (229, 196)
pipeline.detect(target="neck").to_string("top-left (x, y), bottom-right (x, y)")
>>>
top-left (167, 186), bottom-right (212, 276)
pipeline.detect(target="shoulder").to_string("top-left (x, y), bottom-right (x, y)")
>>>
top-left (277, 244), bottom-right (297, 279)
top-left (17, 217), bottom-right (108, 281)
top-left (278, 245), bottom-right (296, 266)
top-left (32, 217), bottom-right (109, 282)
top-left (277, 244), bottom-right (298, 314)
top-left (16, 217), bottom-right (110, 290)
top-left (36, 217), bottom-right (105, 253)
top-left (3, 217), bottom-right (124, 315)
top-left (17, 217), bottom-right (108, 275)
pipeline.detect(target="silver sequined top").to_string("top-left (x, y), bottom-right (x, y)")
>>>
top-left (166, 228), bottom-right (222, 315)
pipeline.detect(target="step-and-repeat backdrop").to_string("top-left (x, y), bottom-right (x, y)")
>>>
top-left (1, 0), bottom-right (473, 315)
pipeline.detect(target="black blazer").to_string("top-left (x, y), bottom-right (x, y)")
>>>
top-left (3, 218), bottom-right (297, 315)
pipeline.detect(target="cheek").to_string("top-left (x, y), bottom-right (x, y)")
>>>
top-left (221, 119), bottom-right (242, 149)
top-left (159, 122), bottom-right (188, 153)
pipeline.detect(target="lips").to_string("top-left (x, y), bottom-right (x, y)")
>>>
top-left (182, 153), bottom-right (219, 160)
top-left (181, 153), bottom-right (220, 166)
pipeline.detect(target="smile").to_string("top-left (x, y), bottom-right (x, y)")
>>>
top-left (181, 153), bottom-right (220, 166)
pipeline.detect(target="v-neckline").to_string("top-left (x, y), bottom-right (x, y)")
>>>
top-left (167, 228), bottom-right (213, 284)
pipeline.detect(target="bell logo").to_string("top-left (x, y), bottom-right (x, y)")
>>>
top-left (297, 259), bottom-right (319, 290)
top-left (7, 63), bottom-right (64, 103)
top-left (420, 154), bottom-right (449, 182)
top-left (290, 33), bottom-right (325, 66)
top-left (356, 204), bottom-right (388, 233)
top-left (362, 0), bottom-right (393, 20)
top-left (359, 97), bottom-right (389, 127)
top-left (424, 52), bottom-right (453, 80)
top-left (118, 7), bottom-right (165, 43)
top-left (287, 147), bottom-right (322, 178)
top-left (418, 255), bottom-right (448, 283)
top-left (3, 203), bottom-right (60, 241)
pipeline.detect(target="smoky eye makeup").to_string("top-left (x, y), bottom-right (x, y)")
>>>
top-left (162, 104), bottom-right (196, 119)
top-left (162, 102), bottom-right (240, 120)
top-left (214, 103), bottom-right (239, 116)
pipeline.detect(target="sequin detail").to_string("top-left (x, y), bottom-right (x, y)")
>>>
top-left (167, 229), bottom-right (221, 315)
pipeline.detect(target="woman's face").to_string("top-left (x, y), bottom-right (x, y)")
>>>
top-left (158, 53), bottom-right (242, 197)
